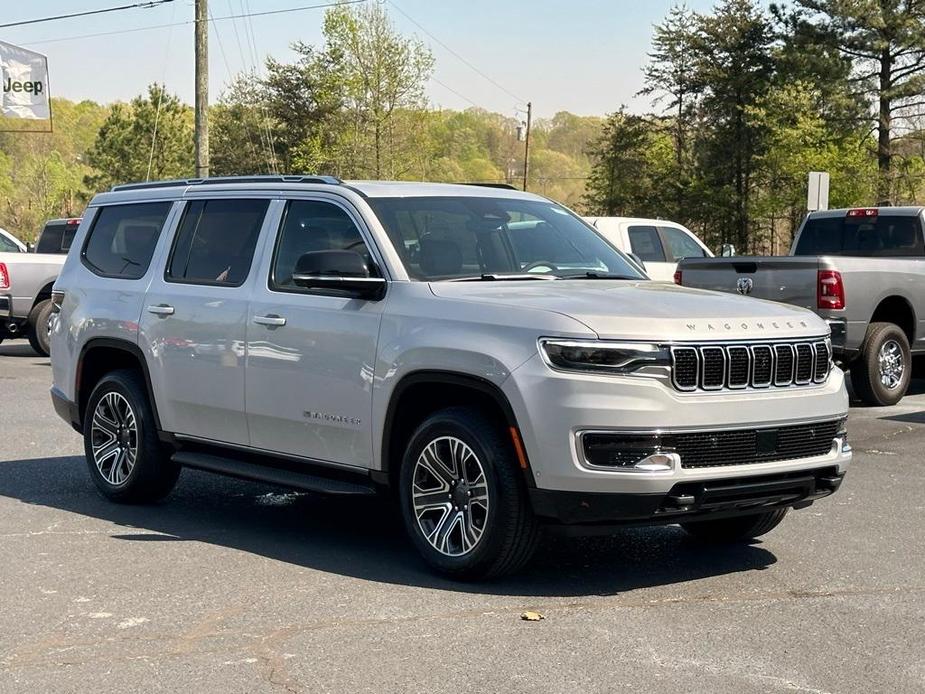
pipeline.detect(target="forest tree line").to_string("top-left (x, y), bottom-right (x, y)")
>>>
top-left (3, 0), bottom-right (925, 254)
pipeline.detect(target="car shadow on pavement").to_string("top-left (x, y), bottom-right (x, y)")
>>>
top-left (0, 455), bottom-right (778, 598)
top-left (0, 342), bottom-right (45, 360)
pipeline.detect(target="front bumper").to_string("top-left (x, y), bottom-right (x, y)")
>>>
top-left (504, 352), bottom-right (852, 496)
top-left (530, 466), bottom-right (844, 528)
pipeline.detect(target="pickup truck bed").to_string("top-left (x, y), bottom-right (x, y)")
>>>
top-left (0, 251), bottom-right (66, 354)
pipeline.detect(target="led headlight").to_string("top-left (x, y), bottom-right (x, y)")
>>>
top-left (540, 339), bottom-right (669, 375)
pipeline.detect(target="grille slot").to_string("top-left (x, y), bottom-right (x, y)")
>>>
top-left (676, 420), bottom-right (840, 468)
top-left (774, 344), bottom-right (795, 385)
top-left (813, 341), bottom-right (830, 382)
top-left (727, 346), bottom-right (750, 388)
top-left (751, 345), bottom-right (773, 387)
top-left (700, 347), bottom-right (726, 389)
top-left (667, 339), bottom-right (830, 392)
top-left (795, 343), bottom-right (814, 384)
top-left (671, 347), bottom-right (699, 390)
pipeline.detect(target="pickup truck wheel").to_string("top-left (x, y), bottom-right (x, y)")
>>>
top-left (83, 369), bottom-right (180, 504)
top-left (398, 407), bottom-right (539, 580)
top-left (27, 299), bottom-right (54, 356)
top-left (681, 508), bottom-right (787, 543)
top-left (851, 322), bottom-right (911, 406)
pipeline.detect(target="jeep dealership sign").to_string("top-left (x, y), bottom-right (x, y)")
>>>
top-left (0, 41), bottom-right (50, 120)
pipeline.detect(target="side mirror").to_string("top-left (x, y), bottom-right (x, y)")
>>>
top-left (627, 252), bottom-right (646, 272)
top-left (291, 250), bottom-right (386, 300)
top-left (720, 243), bottom-right (736, 257)
top-left (26, 242), bottom-right (35, 253)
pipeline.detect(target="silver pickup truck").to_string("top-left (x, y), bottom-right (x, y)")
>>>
top-left (0, 250), bottom-right (66, 355)
top-left (677, 207), bottom-right (925, 406)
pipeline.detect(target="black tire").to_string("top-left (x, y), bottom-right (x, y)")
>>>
top-left (681, 508), bottom-right (788, 543)
top-left (850, 322), bottom-right (911, 407)
top-left (27, 299), bottom-right (54, 356)
top-left (83, 369), bottom-right (180, 503)
top-left (398, 406), bottom-right (539, 580)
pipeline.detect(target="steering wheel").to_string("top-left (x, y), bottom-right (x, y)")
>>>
top-left (521, 260), bottom-right (560, 274)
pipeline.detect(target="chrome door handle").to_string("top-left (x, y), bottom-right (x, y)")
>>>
top-left (147, 304), bottom-right (175, 316)
top-left (253, 314), bottom-right (286, 327)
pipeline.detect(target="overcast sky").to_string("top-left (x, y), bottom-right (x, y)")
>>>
top-left (6, 0), bottom-right (717, 119)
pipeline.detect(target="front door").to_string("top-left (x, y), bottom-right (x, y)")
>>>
top-left (245, 197), bottom-right (386, 468)
top-left (627, 224), bottom-right (674, 281)
top-left (138, 197), bottom-right (271, 446)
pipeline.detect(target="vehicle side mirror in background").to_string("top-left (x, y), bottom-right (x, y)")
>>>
top-left (627, 252), bottom-right (646, 272)
top-left (720, 244), bottom-right (736, 257)
top-left (26, 242), bottom-right (35, 253)
top-left (291, 250), bottom-right (386, 300)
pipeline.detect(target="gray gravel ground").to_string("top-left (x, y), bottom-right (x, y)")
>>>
top-left (1, 339), bottom-right (923, 693)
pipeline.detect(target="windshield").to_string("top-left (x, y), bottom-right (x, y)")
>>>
top-left (367, 196), bottom-right (646, 281)
top-left (794, 214), bottom-right (925, 257)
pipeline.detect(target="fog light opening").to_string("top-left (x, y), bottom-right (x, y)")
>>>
top-left (633, 452), bottom-right (680, 472)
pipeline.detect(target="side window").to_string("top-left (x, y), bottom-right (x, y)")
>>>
top-left (660, 226), bottom-right (706, 261)
top-left (167, 198), bottom-right (268, 286)
top-left (628, 225), bottom-right (666, 262)
top-left (271, 200), bottom-right (375, 290)
top-left (82, 202), bottom-right (172, 279)
top-left (0, 233), bottom-right (19, 252)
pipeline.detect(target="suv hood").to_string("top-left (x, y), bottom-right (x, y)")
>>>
top-left (429, 280), bottom-right (828, 341)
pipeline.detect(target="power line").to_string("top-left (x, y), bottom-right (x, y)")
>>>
top-left (23, 0), bottom-right (367, 47)
top-left (386, 0), bottom-right (525, 104)
top-left (430, 76), bottom-right (481, 109)
top-left (0, 0), bottom-right (175, 29)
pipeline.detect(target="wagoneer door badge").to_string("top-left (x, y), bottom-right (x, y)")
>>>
top-left (303, 411), bottom-right (362, 426)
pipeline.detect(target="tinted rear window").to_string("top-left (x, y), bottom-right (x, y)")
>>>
top-left (795, 214), bottom-right (924, 257)
top-left (82, 203), bottom-right (172, 279)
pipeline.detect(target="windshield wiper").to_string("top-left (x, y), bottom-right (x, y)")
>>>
top-left (556, 271), bottom-right (640, 280)
top-left (447, 273), bottom-right (559, 282)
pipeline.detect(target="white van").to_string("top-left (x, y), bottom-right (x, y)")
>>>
top-left (583, 217), bottom-right (713, 282)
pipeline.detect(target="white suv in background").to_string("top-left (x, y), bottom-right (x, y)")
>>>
top-left (49, 177), bottom-right (850, 580)
top-left (583, 217), bottom-right (712, 281)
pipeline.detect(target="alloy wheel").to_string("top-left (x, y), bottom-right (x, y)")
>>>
top-left (878, 339), bottom-right (904, 390)
top-left (411, 436), bottom-right (489, 556)
top-left (90, 392), bottom-right (138, 486)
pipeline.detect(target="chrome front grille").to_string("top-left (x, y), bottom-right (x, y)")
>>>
top-left (670, 339), bottom-right (831, 392)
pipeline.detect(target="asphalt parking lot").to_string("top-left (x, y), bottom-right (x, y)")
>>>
top-left (1, 340), bottom-right (923, 693)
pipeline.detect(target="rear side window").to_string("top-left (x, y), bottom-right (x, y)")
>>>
top-left (660, 226), bottom-right (706, 261)
top-left (167, 199), bottom-right (269, 286)
top-left (82, 202), bottom-right (172, 279)
top-left (795, 215), bottom-right (925, 257)
top-left (628, 225), bottom-right (666, 262)
top-left (0, 233), bottom-right (19, 252)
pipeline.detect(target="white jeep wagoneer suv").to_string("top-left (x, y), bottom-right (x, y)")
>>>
top-left (49, 177), bottom-right (851, 579)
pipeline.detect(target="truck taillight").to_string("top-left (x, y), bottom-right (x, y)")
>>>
top-left (673, 270), bottom-right (682, 285)
top-left (818, 270), bottom-right (845, 310)
top-left (0, 263), bottom-right (8, 290)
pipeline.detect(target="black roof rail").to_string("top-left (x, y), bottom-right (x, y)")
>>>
top-left (461, 182), bottom-right (519, 190)
top-left (111, 175), bottom-right (343, 192)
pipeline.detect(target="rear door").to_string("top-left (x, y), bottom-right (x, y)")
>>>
top-left (245, 196), bottom-right (386, 468)
top-left (138, 196), bottom-right (272, 446)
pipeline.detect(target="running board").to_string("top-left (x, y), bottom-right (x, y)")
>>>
top-left (171, 451), bottom-right (378, 496)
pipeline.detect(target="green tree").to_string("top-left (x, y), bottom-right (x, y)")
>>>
top-left (322, 1), bottom-right (434, 178)
top-left (84, 84), bottom-right (193, 190)
top-left (780, 0), bottom-right (925, 202)
top-left (691, 0), bottom-right (776, 250)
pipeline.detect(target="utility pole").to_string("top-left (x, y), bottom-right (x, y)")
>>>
top-left (194, 0), bottom-right (209, 178)
top-left (522, 101), bottom-right (532, 192)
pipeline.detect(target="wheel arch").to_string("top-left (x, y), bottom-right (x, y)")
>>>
top-left (32, 281), bottom-right (55, 309)
top-left (76, 338), bottom-right (162, 433)
top-left (869, 294), bottom-right (916, 346)
top-left (380, 370), bottom-right (531, 488)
